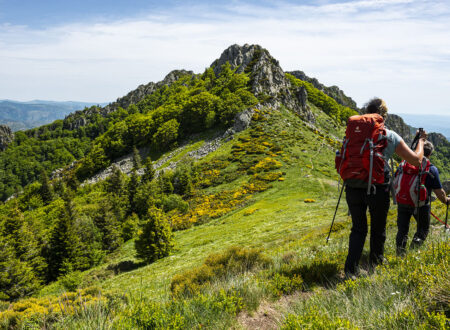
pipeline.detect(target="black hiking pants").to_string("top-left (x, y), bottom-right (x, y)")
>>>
top-left (395, 203), bottom-right (430, 254)
top-left (344, 185), bottom-right (390, 275)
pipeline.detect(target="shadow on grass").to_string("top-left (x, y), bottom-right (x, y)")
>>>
top-left (106, 260), bottom-right (146, 275)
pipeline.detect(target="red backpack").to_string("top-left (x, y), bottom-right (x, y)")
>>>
top-left (393, 159), bottom-right (431, 207)
top-left (335, 114), bottom-right (388, 194)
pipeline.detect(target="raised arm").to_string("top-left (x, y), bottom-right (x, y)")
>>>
top-left (395, 139), bottom-right (424, 167)
top-left (433, 188), bottom-right (450, 205)
top-left (394, 131), bottom-right (426, 167)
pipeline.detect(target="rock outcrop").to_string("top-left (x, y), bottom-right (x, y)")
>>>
top-left (385, 115), bottom-right (449, 148)
top-left (80, 108), bottom-right (255, 185)
top-left (212, 44), bottom-right (313, 122)
top-left (0, 125), bottom-right (13, 151)
top-left (386, 114), bottom-right (415, 144)
top-left (428, 132), bottom-right (448, 148)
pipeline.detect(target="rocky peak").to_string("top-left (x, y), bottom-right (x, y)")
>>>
top-left (428, 132), bottom-right (448, 148)
top-left (386, 114), bottom-right (415, 144)
top-left (212, 44), bottom-right (313, 121)
top-left (212, 44), bottom-right (259, 75)
top-left (385, 115), bottom-right (449, 148)
top-left (0, 124), bottom-right (14, 151)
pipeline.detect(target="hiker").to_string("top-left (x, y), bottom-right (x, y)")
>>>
top-left (336, 97), bottom-right (426, 277)
top-left (395, 140), bottom-right (450, 255)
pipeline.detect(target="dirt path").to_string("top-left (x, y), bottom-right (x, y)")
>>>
top-left (237, 292), bottom-right (307, 329)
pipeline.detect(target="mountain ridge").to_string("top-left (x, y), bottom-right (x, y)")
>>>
top-left (0, 43), bottom-right (449, 329)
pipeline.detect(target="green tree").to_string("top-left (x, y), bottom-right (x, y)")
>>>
top-left (128, 169), bottom-right (140, 214)
top-left (46, 192), bottom-right (79, 281)
top-left (135, 208), bottom-right (174, 263)
top-left (70, 215), bottom-right (104, 271)
top-left (173, 166), bottom-right (194, 197)
top-left (39, 169), bottom-right (53, 204)
top-left (127, 104), bottom-right (139, 115)
top-left (181, 92), bottom-right (220, 133)
top-left (152, 119), bottom-right (180, 150)
top-left (93, 200), bottom-right (124, 252)
top-left (76, 144), bottom-right (109, 180)
top-left (2, 201), bottom-right (23, 246)
top-left (0, 236), bottom-right (41, 300)
top-left (142, 156), bottom-right (155, 183)
top-left (121, 213), bottom-right (140, 241)
top-left (159, 171), bottom-right (174, 194)
top-left (106, 165), bottom-right (126, 196)
top-left (133, 181), bottom-right (157, 217)
top-left (132, 145), bottom-right (142, 170)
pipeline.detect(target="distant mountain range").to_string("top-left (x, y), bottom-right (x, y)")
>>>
top-left (0, 100), bottom-right (108, 131)
top-left (393, 113), bottom-right (450, 140)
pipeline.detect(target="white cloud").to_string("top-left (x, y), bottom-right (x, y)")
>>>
top-left (0, 0), bottom-right (449, 115)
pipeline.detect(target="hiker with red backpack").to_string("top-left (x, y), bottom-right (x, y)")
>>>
top-left (394, 140), bottom-right (450, 255)
top-left (335, 98), bottom-right (426, 278)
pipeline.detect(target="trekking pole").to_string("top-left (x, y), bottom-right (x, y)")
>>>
top-left (446, 200), bottom-right (449, 231)
top-left (410, 128), bottom-right (423, 150)
top-left (326, 183), bottom-right (345, 243)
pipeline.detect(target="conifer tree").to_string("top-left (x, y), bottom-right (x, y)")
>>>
top-left (18, 221), bottom-right (47, 280)
top-left (64, 171), bottom-right (80, 192)
top-left (135, 207), bottom-right (174, 263)
top-left (1, 202), bottom-right (47, 281)
top-left (121, 213), bottom-right (140, 241)
top-left (2, 200), bottom-right (23, 245)
top-left (142, 156), bottom-right (155, 183)
top-left (132, 146), bottom-right (142, 170)
top-left (128, 169), bottom-right (140, 213)
top-left (46, 190), bottom-right (79, 281)
top-left (174, 169), bottom-right (194, 196)
top-left (133, 181), bottom-right (156, 217)
top-left (93, 200), bottom-right (123, 252)
top-left (0, 236), bottom-right (41, 300)
top-left (159, 172), bottom-right (174, 194)
top-left (39, 169), bottom-right (53, 204)
top-left (106, 165), bottom-right (125, 196)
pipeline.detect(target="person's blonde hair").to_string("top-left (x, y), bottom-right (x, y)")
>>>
top-left (365, 98), bottom-right (388, 120)
top-left (424, 140), bottom-right (434, 157)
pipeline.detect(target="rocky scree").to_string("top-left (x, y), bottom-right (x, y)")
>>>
top-left (0, 124), bottom-right (14, 151)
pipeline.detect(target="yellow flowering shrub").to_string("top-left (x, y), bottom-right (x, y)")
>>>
top-left (170, 110), bottom-right (286, 230)
top-left (0, 287), bottom-right (107, 328)
top-left (248, 157), bottom-right (282, 174)
top-left (253, 171), bottom-right (283, 182)
top-left (170, 185), bottom-right (258, 230)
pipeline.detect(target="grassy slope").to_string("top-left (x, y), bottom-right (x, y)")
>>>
top-left (5, 104), bottom-right (449, 329)
top-left (40, 105), bottom-right (345, 298)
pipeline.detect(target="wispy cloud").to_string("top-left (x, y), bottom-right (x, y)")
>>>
top-left (0, 0), bottom-right (449, 115)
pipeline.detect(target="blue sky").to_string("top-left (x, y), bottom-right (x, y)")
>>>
top-left (0, 0), bottom-right (449, 115)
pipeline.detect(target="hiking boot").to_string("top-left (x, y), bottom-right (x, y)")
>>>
top-left (410, 237), bottom-right (423, 250)
top-left (344, 272), bottom-right (358, 281)
top-left (369, 254), bottom-right (385, 268)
